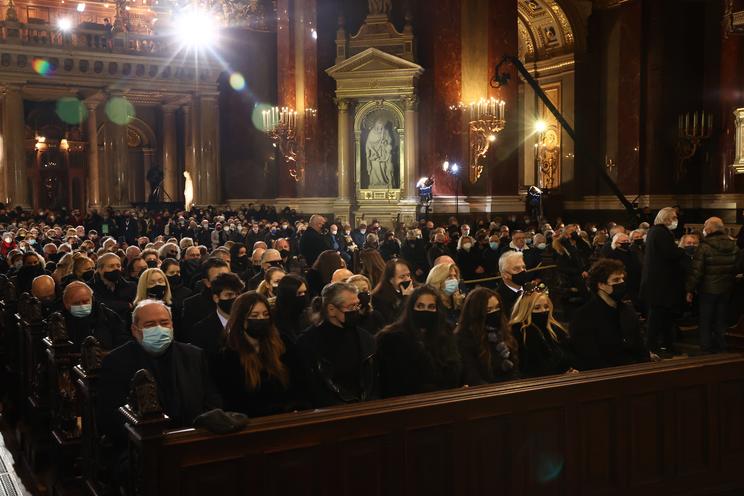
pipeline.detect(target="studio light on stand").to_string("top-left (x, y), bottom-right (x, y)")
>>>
top-left (443, 160), bottom-right (462, 216)
top-left (416, 176), bottom-right (434, 221)
top-left (527, 185), bottom-right (544, 222)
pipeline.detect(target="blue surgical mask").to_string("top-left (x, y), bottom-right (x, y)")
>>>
top-left (444, 278), bottom-right (459, 295)
top-left (489, 241), bottom-right (499, 250)
top-left (140, 325), bottom-right (173, 355)
top-left (70, 303), bottom-right (92, 318)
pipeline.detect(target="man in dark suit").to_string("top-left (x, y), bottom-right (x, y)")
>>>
top-left (640, 207), bottom-right (685, 354)
top-left (62, 281), bottom-right (129, 349)
top-left (300, 214), bottom-right (330, 266)
top-left (189, 272), bottom-right (244, 349)
top-left (120, 211), bottom-right (139, 245)
top-left (496, 251), bottom-right (531, 317)
top-left (571, 259), bottom-right (653, 370)
top-left (97, 300), bottom-right (221, 461)
top-left (90, 253), bottom-right (136, 322)
top-left (179, 258), bottom-right (230, 342)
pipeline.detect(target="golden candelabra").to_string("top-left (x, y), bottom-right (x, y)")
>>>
top-left (262, 106), bottom-right (316, 182)
top-left (676, 111), bottom-right (712, 180)
top-left (450, 97), bottom-right (506, 183)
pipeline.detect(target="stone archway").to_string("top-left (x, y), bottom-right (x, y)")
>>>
top-left (517, 0), bottom-right (577, 191)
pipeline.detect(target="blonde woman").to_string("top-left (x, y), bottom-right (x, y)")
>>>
top-left (508, 283), bottom-right (576, 377)
top-left (133, 268), bottom-right (172, 306)
top-left (425, 263), bottom-right (464, 325)
top-left (257, 267), bottom-right (286, 301)
top-left (52, 253), bottom-right (75, 285)
top-left (62, 255), bottom-right (95, 287)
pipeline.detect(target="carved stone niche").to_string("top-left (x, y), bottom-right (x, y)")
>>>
top-left (732, 108), bottom-right (744, 174)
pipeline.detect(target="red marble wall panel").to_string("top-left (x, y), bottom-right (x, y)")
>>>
top-left (616, 1), bottom-right (641, 195)
top-left (276, 0), bottom-right (297, 197)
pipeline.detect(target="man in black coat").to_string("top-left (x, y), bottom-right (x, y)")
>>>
top-left (299, 214), bottom-right (330, 266)
top-left (179, 258), bottom-right (230, 342)
top-left (90, 253), bottom-right (136, 322)
top-left (62, 281), bottom-right (129, 349)
top-left (571, 259), bottom-right (653, 370)
top-left (496, 250), bottom-right (531, 317)
top-left (640, 207), bottom-right (685, 354)
top-left (119, 211), bottom-right (139, 245)
top-left (97, 300), bottom-right (221, 460)
top-left (247, 249), bottom-right (283, 291)
top-left (188, 272), bottom-right (244, 348)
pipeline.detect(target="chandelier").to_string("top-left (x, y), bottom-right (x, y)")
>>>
top-left (262, 106), bottom-right (317, 182)
top-left (450, 97), bottom-right (506, 183)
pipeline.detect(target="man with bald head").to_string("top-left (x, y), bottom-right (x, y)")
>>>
top-left (331, 268), bottom-right (354, 283)
top-left (247, 249), bottom-right (282, 290)
top-left (32, 274), bottom-right (61, 315)
top-left (299, 214), bottom-right (330, 266)
top-left (62, 281), bottom-right (127, 349)
top-left (686, 217), bottom-right (741, 353)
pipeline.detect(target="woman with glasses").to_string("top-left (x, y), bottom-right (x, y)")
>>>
top-left (376, 285), bottom-right (462, 398)
top-left (508, 283), bottom-right (576, 378)
top-left (297, 282), bottom-right (377, 407)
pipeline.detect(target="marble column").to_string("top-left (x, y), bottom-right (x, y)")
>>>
top-left (184, 105), bottom-right (198, 202)
top-left (186, 99), bottom-right (205, 206)
top-left (403, 96), bottom-right (419, 201)
top-left (105, 93), bottom-right (130, 208)
top-left (199, 94), bottom-right (221, 205)
top-left (161, 105), bottom-right (178, 201)
top-left (333, 98), bottom-right (352, 223)
top-left (2, 85), bottom-right (29, 208)
top-left (86, 101), bottom-right (101, 209)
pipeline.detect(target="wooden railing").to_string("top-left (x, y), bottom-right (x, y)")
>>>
top-left (121, 354), bottom-right (744, 496)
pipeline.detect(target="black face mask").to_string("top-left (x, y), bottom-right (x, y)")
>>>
top-left (511, 270), bottom-right (530, 287)
top-left (399, 279), bottom-right (412, 291)
top-left (267, 261), bottom-right (284, 269)
top-left (341, 309), bottom-right (360, 329)
top-left (531, 311), bottom-right (549, 328)
top-left (217, 298), bottom-right (235, 314)
top-left (608, 282), bottom-right (627, 302)
top-left (245, 318), bottom-right (272, 339)
top-left (684, 246), bottom-right (696, 257)
top-left (412, 310), bottom-right (437, 331)
top-left (633, 239), bottom-right (644, 246)
top-left (279, 249), bottom-right (291, 260)
top-left (103, 269), bottom-right (122, 283)
top-left (358, 291), bottom-right (371, 308)
top-left (146, 260), bottom-right (158, 268)
top-left (289, 294), bottom-right (308, 314)
top-left (617, 243), bottom-right (630, 251)
top-left (147, 284), bottom-right (167, 300)
top-left (81, 269), bottom-right (95, 281)
top-left (167, 274), bottom-right (182, 287)
top-left (485, 310), bottom-right (502, 329)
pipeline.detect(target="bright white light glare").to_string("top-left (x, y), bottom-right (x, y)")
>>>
top-left (416, 177), bottom-right (429, 188)
top-left (534, 119), bottom-right (547, 134)
top-left (442, 160), bottom-right (450, 171)
top-left (311, 28), bottom-right (317, 40)
top-left (451, 163), bottom-right (460, 173)
top-left (175, 9), bottom-right (218, 50)
top-left (57, 17), bottom-right (73, 32)
top-left (488, 134), bottom-right (496, 142)
top-left (76, 2), bottom-right (85, 12)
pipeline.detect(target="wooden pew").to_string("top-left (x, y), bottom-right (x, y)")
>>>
top-left (121, 354), bottom-right (744, 496)
top-left (0, 274), bottom-right (20, 415)
top-left (74, 337), bottom-right (111, 496)
top-left (44, 312), bottom-right (82, 490)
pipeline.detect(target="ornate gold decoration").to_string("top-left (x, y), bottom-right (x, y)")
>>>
top-left (368, 0), bottom-right (392, 16)
top-left (537, 127), bottom-right (561, 188)
top-left (451, 98), bottom-right (506, 183)
top-left (127, 127), bottom-right (142, 148)
top-left (262, 106), bottom-right (317, 182)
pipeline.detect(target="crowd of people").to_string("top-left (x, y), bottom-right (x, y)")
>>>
top-left (1, 202), bottom-right (743, 465)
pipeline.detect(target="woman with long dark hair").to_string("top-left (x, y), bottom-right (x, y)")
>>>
top-left (305, 250), bottom-right (345, 297)
top-left (455, 287), bottom-right (518, 385)
top-left (376, 285), bottom-right (462, 398)
top-left (210, 291), bottom-right (302, 416)
top-left (371, 258), bottom-right (415, 325)
top-left (274, 274), bottom-right (311, 341)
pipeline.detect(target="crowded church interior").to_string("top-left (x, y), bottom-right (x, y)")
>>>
top-left (3, 0), bottom-right (744, 494)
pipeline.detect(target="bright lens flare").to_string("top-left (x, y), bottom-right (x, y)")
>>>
top-left (57, 17), bottom-right (73, 32)
top-left (229, 72), bottom-right (246, 91)
top-left (175, 9), bottom-right (218, 50)
top-left (32, 58), bottom-right (54, 77)
top-left (534, 119), bottom-right (548, 134)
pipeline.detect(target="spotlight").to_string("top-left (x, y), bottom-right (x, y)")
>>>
top-left (76, 2), bottom-right (85, 12)
top-left (488, 134), bottom-right (496, 142)
top-left (311, 28), bottom-right (317, 40)
top-left (451, 163), bottom-right (460, 174)
top-left (174, 8), bottom-right (218, 50)
top-left (417, 177), bottom-right (434, 205)
top-left (534, 119), bottom-right (547, 134)
top-left (57, 17), bottom-right (73, 32)
top-left (442, 160), bottom-right (450, 172)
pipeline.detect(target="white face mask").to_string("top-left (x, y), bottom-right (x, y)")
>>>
top-left (669, 220), bottom-right (678, 231)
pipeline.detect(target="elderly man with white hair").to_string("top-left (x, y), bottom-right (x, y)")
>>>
top-left (97, 299), bottom-right (221, 467)
top-left (685, 217), bottom-right (741, 353)
top-left (497, 250), bottom-right (531, 317)
top-left (640, 207), bottom-right (685, 355)
top-left (605, 232), bottom-right (643, 308)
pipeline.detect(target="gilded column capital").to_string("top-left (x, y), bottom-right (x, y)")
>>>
top-left (403, 96), bottom-right (419, 111)
top-left (336, 98), bottom-right (351, 112)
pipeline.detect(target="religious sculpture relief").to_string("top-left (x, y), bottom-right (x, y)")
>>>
top-left (368, 0), bottom-right (392, 15)
top-left (360, 108), bottom-right (400, 190)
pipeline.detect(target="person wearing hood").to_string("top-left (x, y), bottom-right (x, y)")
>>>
top-left (686, 217), bottom-right (742, 353)
top-left (571, 259), bottom-right (653, 370)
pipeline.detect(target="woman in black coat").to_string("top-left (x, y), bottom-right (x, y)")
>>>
top-left (455, 236), bottom-right (485, 282)
top-left (371, 258), bottom-right (415, 326)
top-left (274, 274), bottom-right (311, 342)
top-left (376, 286), bottom-right (462, 398)
top-left (456, 288), bottom-right (519, 385)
